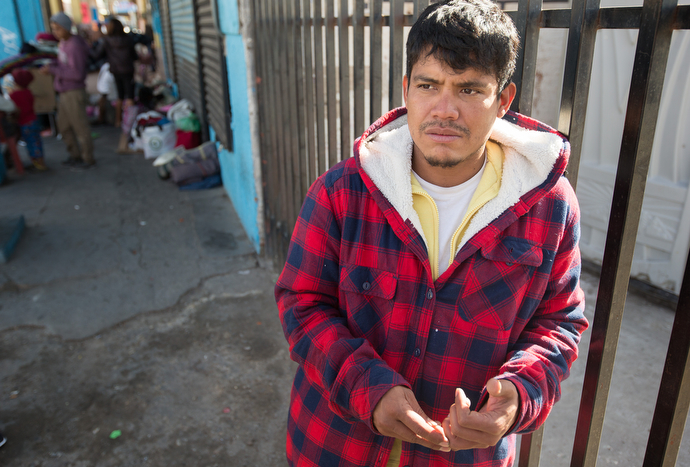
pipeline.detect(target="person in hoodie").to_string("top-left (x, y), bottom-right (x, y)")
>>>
top-left (275, 1), bottom-right (588, 466)
top-left (91, 17), bottom-right (138, 131)
top-left (40, 12), bottom-right (94, 168)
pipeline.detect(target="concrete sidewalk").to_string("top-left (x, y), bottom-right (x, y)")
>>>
top-left (0, 126), bottom-right (688, 465)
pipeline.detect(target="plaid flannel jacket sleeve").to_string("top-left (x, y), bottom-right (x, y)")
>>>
top-left (276, 173), bottom-right (410, 430)
top-left (489, 176), bottom-right (588, 434)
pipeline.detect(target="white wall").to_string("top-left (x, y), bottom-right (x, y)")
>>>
top-left (531, 0), bottom-right (690, 294)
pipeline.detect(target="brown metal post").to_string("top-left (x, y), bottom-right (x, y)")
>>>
top-left (570, 0), bottom-right (677, 465)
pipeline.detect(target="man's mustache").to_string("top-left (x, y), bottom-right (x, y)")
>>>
top-left (419, 121), bottom-right (470, 136)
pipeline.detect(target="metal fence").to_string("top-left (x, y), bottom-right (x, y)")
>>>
top-left (250, 0), bottom-right (690, 465)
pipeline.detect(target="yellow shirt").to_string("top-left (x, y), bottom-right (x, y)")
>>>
top-left (411, 140), bottom-right (504, 281)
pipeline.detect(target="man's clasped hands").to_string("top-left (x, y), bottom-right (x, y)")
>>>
top-left (372, 378), bottom-right (519, 452)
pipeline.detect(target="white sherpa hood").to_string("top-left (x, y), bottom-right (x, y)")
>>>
top-left (357, 110), bottom-right (568, 252)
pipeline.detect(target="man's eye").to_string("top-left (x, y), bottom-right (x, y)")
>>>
top-left (461, 88), bottom-right (476, 95)
top-left (419, 84), bottom-right (433, 90)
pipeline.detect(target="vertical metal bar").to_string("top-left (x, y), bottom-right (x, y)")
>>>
top-left (518, 428), bottom-right (544, 467)
top-left (388, 0), bottom-right (405, 109)
top-left (326, 0), bottom-right (339, 169)
top-left (338, 0), bottom-right (351, 161)
top-left (413, 0), bottom-right (430, 22)
top-left (287, 0), bottom-right (305, 222)
top-left (643, 249), bottom-right (690, 467)
top-left (370, 0), bottom-right (383, 122)
top-left (255, 0), bottom-right (276, 260)
top-left (277, 0), bottom-right (297, 230)
top-left (570, 0), bottom-right (677, 465)
top-left (268, 0), bottom-right (291, 263)
top-left (302, 0), bottom-right (317, 186)
top-left (510, 0), bottom-right (543, 115)
top-left (557, 0), bottom-right (601, 190)
top-left (314, 0), bottom-right (327, 176)
top-left (292, 0), bottom-right (308, 202)
top-left (353, 0), bottom-right (366, 137)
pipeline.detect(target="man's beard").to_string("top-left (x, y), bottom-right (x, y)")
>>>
top-left (417, 121), bottom-right (471, 168)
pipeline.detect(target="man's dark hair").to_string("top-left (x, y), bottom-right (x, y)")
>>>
top-left (406, 0), bottom-right (520, 92)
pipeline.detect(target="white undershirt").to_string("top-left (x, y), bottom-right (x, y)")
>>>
top-left (413, 157), bottom-right (486, 276)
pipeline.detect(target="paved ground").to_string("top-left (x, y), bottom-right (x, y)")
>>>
top-left (0, 125), bottom-right (688, 466)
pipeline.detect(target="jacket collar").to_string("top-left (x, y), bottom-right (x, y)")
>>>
top-left (356, 108), bottom-right (570, 249)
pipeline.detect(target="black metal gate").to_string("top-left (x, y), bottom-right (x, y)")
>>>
top-left (251, 0), bottom-right (690, 465)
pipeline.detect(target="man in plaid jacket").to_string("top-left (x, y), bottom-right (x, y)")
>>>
top-left (276, 1), bottom-right (588, 465)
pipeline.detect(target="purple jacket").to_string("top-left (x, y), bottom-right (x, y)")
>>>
top-left (50, 35), bottom-right (90, 93)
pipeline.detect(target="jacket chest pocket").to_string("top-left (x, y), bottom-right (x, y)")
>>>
top-left (339, 264), bottom-right (398, 339)
top-left (456, 237), bottom-right (544, 330)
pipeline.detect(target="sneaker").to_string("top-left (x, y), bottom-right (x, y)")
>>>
top-left (0, 432), bottom-right (6, 447)
top-left (31, 159), bottom-right (49, 171)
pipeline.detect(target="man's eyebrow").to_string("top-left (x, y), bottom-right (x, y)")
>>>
top-left (411, 74), bottom-right (492, 89)
top-left (411, 74), bottom-right (443, 85)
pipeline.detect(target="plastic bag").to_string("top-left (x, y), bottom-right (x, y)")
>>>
top-left (166, 99), bottom-right (193, 123)
top-left (140, 120), bottom-right (176, 159)
top-left (96, 63), bottom-right (118, 101)
top-left (130, 111), bottom-right (176, 159)
top-left (174, 114), bottom-right (200, 132)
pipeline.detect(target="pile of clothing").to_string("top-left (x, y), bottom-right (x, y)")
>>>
top-left (0, 33), bottom-right (58, 78)
top-left (152, 141), bottom-right (221, 190)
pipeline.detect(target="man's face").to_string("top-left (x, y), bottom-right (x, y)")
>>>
top-left (50, 23), bottom-right (70, 41)
top-left (403, 53), bottom-right (515, 184)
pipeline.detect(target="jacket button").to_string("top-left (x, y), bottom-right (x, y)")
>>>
top-left (413, 348), bottom-right (421, 357)
top-left (362, 281), bottom-right (371, 290)
top-left (426, 289), bottom-right (433, 300)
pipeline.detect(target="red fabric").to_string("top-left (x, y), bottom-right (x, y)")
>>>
top-left (35, 32), bottom-right (58, 43)
top-left (175, 129), bottom-right (201, 149)
top-left (275, 108), bottom-right (588, 467)
top-left (12, 69), bottom-right (34, 88)
top-left (9, 89), bottom-right (36, 126)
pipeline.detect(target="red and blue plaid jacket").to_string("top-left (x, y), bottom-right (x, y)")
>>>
top-left (276, 108), bottom-right (588, 467)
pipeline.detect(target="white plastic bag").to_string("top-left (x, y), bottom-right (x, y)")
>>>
top-left (166, 99), bottom-right (194, 123)
top-left (140, 121), bottom-right (176, 159)
top-left (130, 111), bottom-right (177, 159)
top-left (96, 63), bottom-right (118, 101)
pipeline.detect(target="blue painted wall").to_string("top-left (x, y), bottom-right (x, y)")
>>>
top-left (0, 0), bottom-right (45, 62)
top-left (146, 0), bottom-right (261, 253)
top-left (213, 0), bottom-right (262, 253)
top-left (148, 0), bottom-right (170, 80)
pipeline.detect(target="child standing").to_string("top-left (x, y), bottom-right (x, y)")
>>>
top-left (9, 68), bottom-right (46, 171)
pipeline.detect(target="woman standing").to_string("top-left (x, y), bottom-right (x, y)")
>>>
top-left (91, 18), bottom-right (137, 132)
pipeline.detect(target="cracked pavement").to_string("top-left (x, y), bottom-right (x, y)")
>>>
top-left (0, 127), bottom-right (296, 465)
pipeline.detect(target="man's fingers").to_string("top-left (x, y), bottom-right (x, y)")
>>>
top-left (403, 408), bottom-right (449, 448)
top-left (372, 386), bottom-right (449, 451)
top-left (445, 380), bottom-right (520, 450)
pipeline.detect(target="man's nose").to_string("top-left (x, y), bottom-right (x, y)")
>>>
top-left (430, 94), bottom-right (460, 120)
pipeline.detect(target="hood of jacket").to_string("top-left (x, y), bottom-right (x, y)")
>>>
top-left (356, 107), bottom-right (570, 251)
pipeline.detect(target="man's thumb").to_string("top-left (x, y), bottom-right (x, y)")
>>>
top-left (486, 378), bottom-right (504, 397)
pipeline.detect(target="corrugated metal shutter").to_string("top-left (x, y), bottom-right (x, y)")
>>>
top-left (168, 0), bottom-right (207, 138)
top-left (158, 0), bottom-right (176, 81)
top-left (195, 0), bottom-right (232, 149)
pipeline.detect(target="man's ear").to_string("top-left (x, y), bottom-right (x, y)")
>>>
top-left (403, 75), bottom-right (409, 106)
top-left (497, 82), bottom-right (516, 118)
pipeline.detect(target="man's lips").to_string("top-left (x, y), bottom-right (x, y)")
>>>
top-left (425, 128), bottom-right (464, 142)
top-left (420, 123), bottom-right (470, 142)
